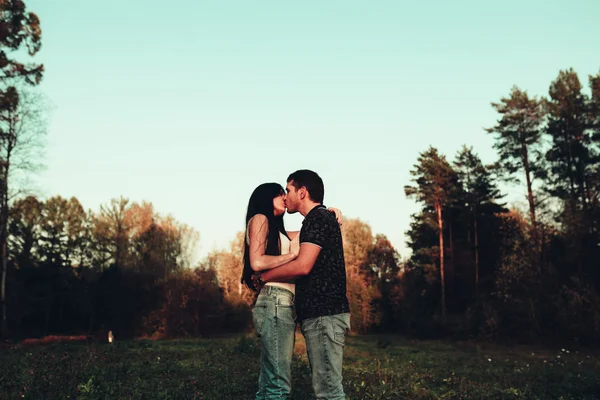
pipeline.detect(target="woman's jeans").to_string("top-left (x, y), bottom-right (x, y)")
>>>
top-left (252, 286), bottom-right (296, 400)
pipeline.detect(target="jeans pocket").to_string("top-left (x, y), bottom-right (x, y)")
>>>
top-left (329, 314), bottom-right (349, 346)
top-left (333, 331), bottom-right (345, 346)
top-left (300, 316), bottom-right (320, 336)
top-left (252, 305), bottom-right (267, 337)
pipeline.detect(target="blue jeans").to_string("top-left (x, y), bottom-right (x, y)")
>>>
top-left (252, 286), bottom-right (296, 400)
top-left (300, 313), bottom-right (351, 400)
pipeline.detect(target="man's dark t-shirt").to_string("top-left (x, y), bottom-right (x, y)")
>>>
top-left (296, 205), bottom-right (350, 322)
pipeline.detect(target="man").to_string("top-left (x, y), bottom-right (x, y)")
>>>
top-left (253, 169), bottom-right (351, 400)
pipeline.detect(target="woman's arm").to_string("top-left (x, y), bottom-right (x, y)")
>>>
top-left (283, 209), bottom-right (340, 241)
top-left (248, 214), bottom-right (298, 272)
top-left (328, 207), bottom-right (343, 225)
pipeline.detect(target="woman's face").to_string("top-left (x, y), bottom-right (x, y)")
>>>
top-left (272, 193), bottom-right (286, 216)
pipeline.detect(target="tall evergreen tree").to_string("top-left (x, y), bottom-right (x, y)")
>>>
top-left (454, 146), bottom-right (505, 296)
top-left (405, 147), bottom-right (458, 321)
top-left (486, 86), bottom-right (544, 250)
top-left (545, 69), bottom-right (592, 210)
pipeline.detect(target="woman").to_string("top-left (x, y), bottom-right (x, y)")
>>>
top-left (241, 182), bottom-right (341, 400)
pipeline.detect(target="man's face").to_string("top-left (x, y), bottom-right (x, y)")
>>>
top-left (285, 181), bottom-right (300, 214)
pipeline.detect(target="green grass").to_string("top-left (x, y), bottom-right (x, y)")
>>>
top-left (1, 333), bottom-right (599, 399)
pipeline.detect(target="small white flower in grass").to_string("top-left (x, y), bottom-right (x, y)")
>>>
top-left (562, 349), bottom-right (565, 352)
top-left (557, 355), bottom-right (561, 359)
top-left (488, 358), bottom-right (492, 362)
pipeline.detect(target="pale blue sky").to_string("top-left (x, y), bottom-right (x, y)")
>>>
top-left (26, 0), bottom-right (599, 262)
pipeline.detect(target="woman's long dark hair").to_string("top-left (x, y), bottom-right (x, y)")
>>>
top-left (241, 183), bottom-right (289, 291)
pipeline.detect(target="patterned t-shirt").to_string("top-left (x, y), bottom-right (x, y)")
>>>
top-left (296, 205), bottom-right (350, 322)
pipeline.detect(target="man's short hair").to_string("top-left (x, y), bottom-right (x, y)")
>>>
top-left (287, 169), bottom-right (324, 204)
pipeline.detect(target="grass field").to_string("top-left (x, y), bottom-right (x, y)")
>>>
top-left (1, 333), bottom-right (599, 399)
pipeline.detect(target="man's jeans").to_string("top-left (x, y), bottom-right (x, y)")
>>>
top-left (300, 313), bottom-right (351, 400)
top-left (252, 286), bottom-right (296, 400)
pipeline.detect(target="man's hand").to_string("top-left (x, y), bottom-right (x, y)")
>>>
top-left (251, 273), bottom-right (265, 292)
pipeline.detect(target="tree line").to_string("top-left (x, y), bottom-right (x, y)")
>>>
top-left (402, 68), bottom-right (600, 343)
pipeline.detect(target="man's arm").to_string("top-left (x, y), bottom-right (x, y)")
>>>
top-left (259, 243), bottom-right (321, 283)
